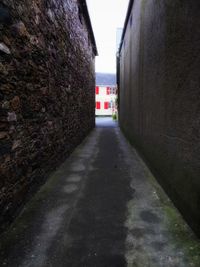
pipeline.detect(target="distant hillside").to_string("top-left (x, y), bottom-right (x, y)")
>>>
top-left (96, 73), bottom-right (116, 86)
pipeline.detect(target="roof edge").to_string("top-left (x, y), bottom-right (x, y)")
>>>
top-left (80, 0), bottom-right (98, 56)
top-left (96, 84), bottom-right (116, 86)
top-left (118, 0), bottom-right (134, 54)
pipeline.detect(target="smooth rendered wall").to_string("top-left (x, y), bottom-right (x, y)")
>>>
top-left (119, 0), bottom-right (200, 235)
top-left (0, 0), bottom-right (95, 230)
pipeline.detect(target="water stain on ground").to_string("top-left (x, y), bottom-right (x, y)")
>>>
top-left (67, 175), bottom-right (82, 183)
top-left (1, 119), bottom-right (200, 267)
top-left (140, 210), bottom-right (161, 224)
top-left (131, 228), bottom-right (145, 239)
top-left (61, 127), bottom-right (132, 267)
top-left (63, 184), bottom-right (78, 194)
top-left (131, 227), bottom-right (155, 239)
top-left (71, 162), bottom-right (85, 172)
top-left (151, 241), bottom-right (167, 251)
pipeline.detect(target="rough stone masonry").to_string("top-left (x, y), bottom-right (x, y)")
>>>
top-left (0, 0), bottom-right (97, 231)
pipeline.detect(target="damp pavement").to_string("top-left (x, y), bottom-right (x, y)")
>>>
top-left (0, 117), bottom-right (200, 267)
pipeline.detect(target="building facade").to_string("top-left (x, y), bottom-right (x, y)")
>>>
top-left (95, 73), bottom-right (117, 116)
top-left (118, 0), bottom-right (200, 236)
top-left (95, 86), bottom-right (117, 116)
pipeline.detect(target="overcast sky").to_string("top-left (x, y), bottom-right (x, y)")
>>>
top-left (86, 0), bottom-right (129, 74)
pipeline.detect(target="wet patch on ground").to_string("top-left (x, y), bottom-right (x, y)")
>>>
top-left (0, 118), bottom-right (200, 267)
top-left (116, 127), bottom-right (200, 267)
top-left (140, 210), bottom-right (161, 224)
top-left (0, 129), bottom-right (101, 267)
top-left (59, 126), bottom-right (133, 267)
top-left (67, 174), bottom-right (82, 183)
top-left (63, 184), bottom-right (78, 194)
top-left (151, 241), bottom-right (167, 251)
top-left (130, 227), bottom-right (155, 239)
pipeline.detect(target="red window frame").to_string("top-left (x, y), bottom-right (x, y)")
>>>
top-left (106, 87), bottom-right (110, 95)
top-left (96, 101), bottom-right (101, 109)
top-left (96, 86), bottom-right (99, 95)
top-left (104, 102), bottom-right (109, 109)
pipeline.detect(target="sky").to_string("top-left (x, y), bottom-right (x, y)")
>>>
top-left (86, 0), bottom-right (129, 74)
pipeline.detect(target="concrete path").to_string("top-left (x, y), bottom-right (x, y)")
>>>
top-left (0, 117), bottom-right (200, 267)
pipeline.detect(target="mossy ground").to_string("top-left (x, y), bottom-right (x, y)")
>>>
top-left (146, 169), bottom-right (200, 266)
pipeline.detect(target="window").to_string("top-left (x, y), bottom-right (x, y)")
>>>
top-left (104, 102), bottom-right (109, 109)
top-left (96, 102), bottom-right (100, 109)
top-left (96, 86), bottom-right (99, 95)
top-left (106, 87), bottom-right (110, 95)
top-left (112, 87), bottom-right (117, 94)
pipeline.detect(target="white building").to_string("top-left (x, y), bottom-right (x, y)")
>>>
top-left (95, 85), bottom-right (117, 116)
top-left (95, 73), bottom-right (117, 116)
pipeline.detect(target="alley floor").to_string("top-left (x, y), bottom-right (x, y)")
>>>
top-left (0, 117), bottom-right (200, 267)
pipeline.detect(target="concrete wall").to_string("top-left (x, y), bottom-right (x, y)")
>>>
top-left (119, 0), bottom-right (200, 235)
top-left (0, 0), bottom-right (96, 230)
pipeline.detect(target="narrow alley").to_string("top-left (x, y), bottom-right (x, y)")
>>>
top-left (1, 0), bottom-right (200, 266)
top-left (0, 118), bottom-right (199, 267)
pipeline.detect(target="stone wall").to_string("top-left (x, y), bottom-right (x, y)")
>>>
top-left (119, 0), bottom-right (200, 236)
top-left (0, 0), bottom-right (96, 230)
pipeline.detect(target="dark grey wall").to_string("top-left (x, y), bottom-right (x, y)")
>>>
top-left (0, 0), bottom-right (96, 230)
top-left (119, 0), bottom-right (200, 235)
